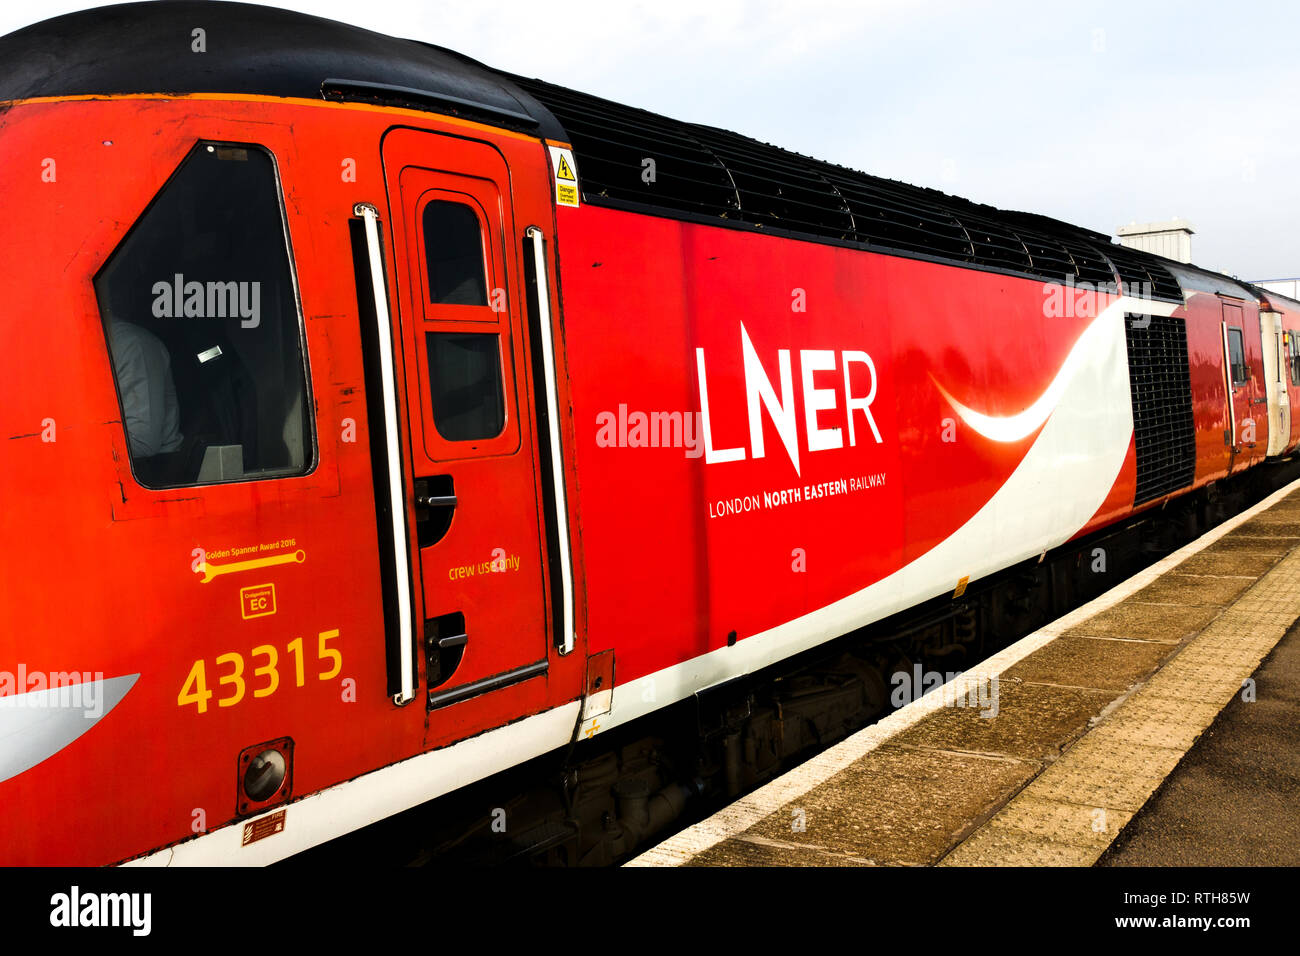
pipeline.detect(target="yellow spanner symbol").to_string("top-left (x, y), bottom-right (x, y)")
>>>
top-left (198, 549), bottom-right (306, 584)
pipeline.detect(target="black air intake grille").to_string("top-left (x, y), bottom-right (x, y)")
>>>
top-left (521, 82), bottom-right (738, 218)
top-left (1126, 314), bottom-right (1196, 506)
top-left (1101, 244), bottom-right (1184, 301)
top-left (513, 74), bottom-right (1186, 299)
top-left (1062, 240), bottom-right (1121, 292)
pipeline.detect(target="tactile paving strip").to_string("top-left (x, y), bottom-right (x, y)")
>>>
top-left (941, 536), bottom-right (1300, 865)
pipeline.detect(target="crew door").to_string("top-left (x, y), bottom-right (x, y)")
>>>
top-left (380, 128), bottom-right (551, 737)
top-left (1222, 302), bottom-right (1263, 470)
top-left (1261, 310), bottom-right (1290, 457)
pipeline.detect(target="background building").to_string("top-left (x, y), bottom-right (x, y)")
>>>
top-left (1255, 278), bottom-right (1300, 299)
top-left (1117, 218), bottom-right (1195, 263)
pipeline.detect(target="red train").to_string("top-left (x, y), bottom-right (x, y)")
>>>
top-left (3, 2), bottom-right (1299, 865)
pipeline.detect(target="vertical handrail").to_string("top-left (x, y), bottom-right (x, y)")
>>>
top-left (1222, 321), bottom-right (1238, 451)
top-left (525, 226), bottom-right (575, 656)
top-left (355, 202), bottom-right (418, 704)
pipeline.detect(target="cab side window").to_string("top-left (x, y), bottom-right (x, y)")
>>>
top-left (95, 143), bottom-right (314, 488)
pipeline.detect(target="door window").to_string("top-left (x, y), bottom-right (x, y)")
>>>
top-left (1227, 328), bottom-right (1247, 387)
top-left (422, 201), bottom-right (489, 306)
top-left (413, 190), bottom-right (517, 458)
top-left (425, 332), bottom-right (505, 441)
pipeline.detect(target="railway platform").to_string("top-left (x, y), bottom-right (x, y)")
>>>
top-left (630, 478), bottom-right (1300, 867)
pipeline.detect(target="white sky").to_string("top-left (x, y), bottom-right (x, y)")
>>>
top-left (6, 0), bottom-right (1299, 279)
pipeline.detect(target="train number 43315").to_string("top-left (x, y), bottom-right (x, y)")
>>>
top-left (177, 629), bottom-right (343, 713)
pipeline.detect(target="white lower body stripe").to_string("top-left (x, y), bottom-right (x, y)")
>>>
top-left (122, 701), bottom-right (580, 866)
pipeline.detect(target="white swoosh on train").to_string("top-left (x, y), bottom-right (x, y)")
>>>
top-left (932, 296), bottom-right (1180, 443)
top-left (0, 673), bottom-right (138, 783)
top-left (598, 294), bottom-right (1184, 736)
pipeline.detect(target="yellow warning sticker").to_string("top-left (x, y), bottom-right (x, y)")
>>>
top-left (549, 146), bottom-right (580, 207)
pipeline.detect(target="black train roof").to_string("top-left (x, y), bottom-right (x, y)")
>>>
top-left (1, 1), bottom-right (1206, 298)
top-left (0, 1), bottom-right (566, 138)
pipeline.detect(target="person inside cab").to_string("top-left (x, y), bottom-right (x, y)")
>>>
top-left (105, 312), bottom-right (183, 474)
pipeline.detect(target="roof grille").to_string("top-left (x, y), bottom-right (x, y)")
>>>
top-left (819, 171), bottom-right (973, 261)
top-left (515, 75), bottom-right (1184, 299)
top-left (525, 82), bottom-right (737, 218)
top-left (1098, 243), bottom-right (1184, 301)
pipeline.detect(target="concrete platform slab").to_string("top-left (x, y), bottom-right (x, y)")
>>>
top-left (1233, 517), bottom-right (1300, 536)
top-left (1129, 571), bottom-right (1255, 606)
top-left (1001, 634), bottom-right (1176, 690)
top-left (1203, 535), bottom-right (1294, 555)
top-left (686, 745), bottom-right (1037, 867)
top-left (1172, 550), bottom-right (1277, 577)
top-left (889, 681), bottom-right (1115, 761)
top-left (631, 476), bottom-right (1300, 868)
top-left (1060, 602), bottom-right (1220, 643)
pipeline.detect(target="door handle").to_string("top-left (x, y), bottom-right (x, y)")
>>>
top-left (414, 476), bottom-right (456, 548)
top-left (416, 493), bottom-right (458, 508)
